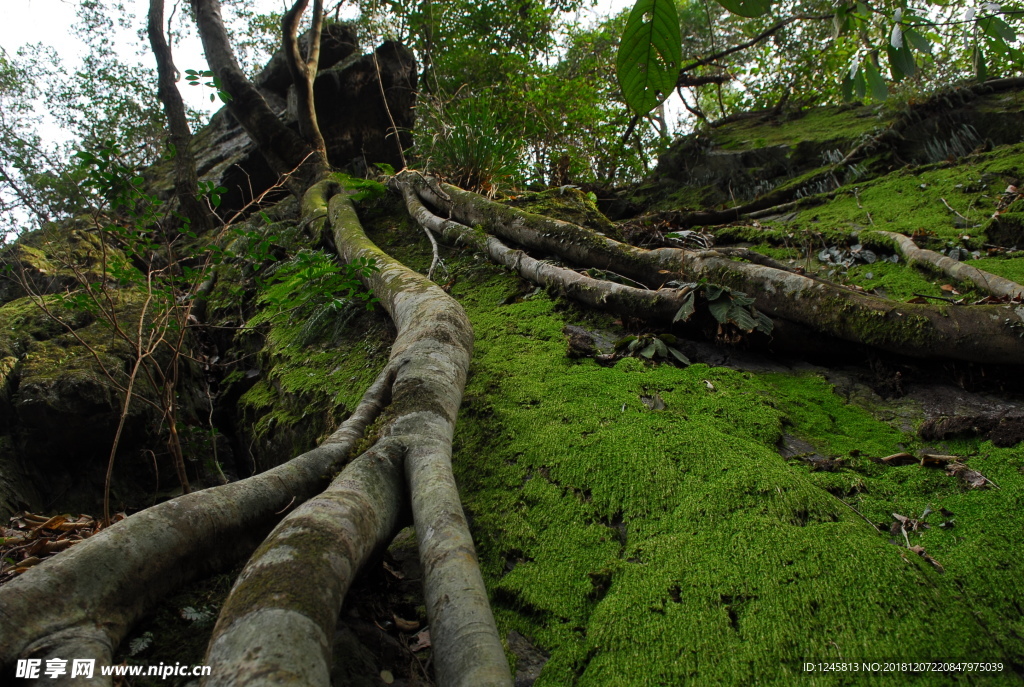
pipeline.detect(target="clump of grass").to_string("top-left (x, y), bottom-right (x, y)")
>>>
top-left (413, 91), bottom-right (524, 195)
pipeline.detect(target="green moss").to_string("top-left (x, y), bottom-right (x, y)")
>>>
top-left (972, 256), bottom-right (1024, 284)
top-left (711, 105), bottom-right (884, 152)
top-left (504, 188), bottom-right (619, 239)
top-left (780, 143), bottom-right (1024, 246)
top-left (450, 265), bottom-right (1024, 685)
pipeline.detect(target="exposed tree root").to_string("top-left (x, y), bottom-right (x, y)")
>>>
top-left (401, 183), bottom-right (689, 320)
top-left (0, 364), bottom-right (394, 684)
top-left (870, 230), bottom-right (1024, 300)
top-left (324, 183), bottom-right (512, 687)
top-left (199, 181), bottom-right (511, 686)
top-left (205, 439), bottom-right (408, 685)
top-left (405, 174), bottom-right (1024, 365)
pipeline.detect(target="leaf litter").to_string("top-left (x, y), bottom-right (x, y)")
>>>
top-left (0, 510), bottom-right (125, 584)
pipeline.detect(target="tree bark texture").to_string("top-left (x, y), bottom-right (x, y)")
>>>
top-left (872, 230), bottom-right (1024, 300)
top-left (327, 183), bottom-right (513, 687)
top-left (191, 0), bottom-right (322, 184)
top-left (282, 0), bottom-right (328, 162)
top-left (200, 181), bottom-right (510, 686)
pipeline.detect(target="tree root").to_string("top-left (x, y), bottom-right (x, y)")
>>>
top-left (404, 174), bottom-right (1024, 365)
top-left (0, 363), bottom-right (395, 685)
top-left (868, 230), bottom-right (1024, 301)
top-left (204, 180), bottom-right (511, 685)
top-left (401, 184), bottom-right (689, 319)
top-left (325, 183), bottom-right (511, 687)
top-left (1, 181), bottom-right (515, 687)
top-left (205, 438), bottom-right (408, 686)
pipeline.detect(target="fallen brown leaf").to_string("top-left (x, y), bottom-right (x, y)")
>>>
top-left (946, 462), bottom-right (991, 489)
top-left (393, 613), bottom-right (420, 633)
top-left (410, 629), bottom-right (431, 652)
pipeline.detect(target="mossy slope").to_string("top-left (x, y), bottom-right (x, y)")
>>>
top-left (449, 269), bottom-right (1024, 685)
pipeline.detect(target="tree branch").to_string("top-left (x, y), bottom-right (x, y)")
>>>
top-left (676, 14), bottom-right (832, 87)
top-left (282, 0), bottom-right (328, 162)
top-left (190, 0), bottom-right (324, 185)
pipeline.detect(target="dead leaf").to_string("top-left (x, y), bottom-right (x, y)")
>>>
top-left (410, 629), bottom-right (431, 652)
top-left (880, 452), bottom-right (916, 465)
top-left (908, 545), bottom-right (945, 573)
top-left (393, 613), bottom-right (420, 633)
top-left (704, 380), bottom-right (716, 392)
top-left (32, 515), bottom-right (67, 532)
top-left (919, 453), bottom-right (957, 466)
top-left (382, 560), bottom-right (405, 580)
top-left (946, 462), bottom-right (991, 488)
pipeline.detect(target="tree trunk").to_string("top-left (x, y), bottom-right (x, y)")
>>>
top-left (147, 0), bottom-right (212, 233)
top-left (190, 0), bottom-right (322, 185)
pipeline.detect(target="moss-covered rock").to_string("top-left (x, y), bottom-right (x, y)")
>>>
top-left (505, 188), bottom-right (620, 240)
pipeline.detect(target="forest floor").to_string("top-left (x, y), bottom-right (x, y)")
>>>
top-left (3, 87), bottom-right (1024, 685)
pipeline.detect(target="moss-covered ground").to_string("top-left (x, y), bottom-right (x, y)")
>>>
top-left (442, 268), bottom-right (1023, 685)
top-left (766, 143), bottom-right (1024, 245)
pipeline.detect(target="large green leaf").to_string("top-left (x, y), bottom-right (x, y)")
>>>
top-left (716, 0), bottom-right (771, 18)
top-left (616, 0), bottom-right (682, 117)
top-left (864, 60), bottom-right (888, 101)
top-left (887, 45), bottom-right (916, 80)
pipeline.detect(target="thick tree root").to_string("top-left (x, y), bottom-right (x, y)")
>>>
top-left (325, 184), bottom-right (512, 687)
top-left (405, 174), bottom-right (1024, 365)
top-left (205, 439), bottom-right (407, 686)
top-left (0, 365), bottom-right (394, 685)
top-left (869, 230), bottom-right (1024, 300)
top-left (402, 184), bottom-right (689, 319)
top-left (201, 181), bottom-right (512, 686)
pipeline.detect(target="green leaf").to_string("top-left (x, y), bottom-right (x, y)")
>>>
top-left (890, 22), bottom-right (903, 49)
top-left (729, 291), bottom-right (755, 307)
top-left (708, 297), bottom-right (730, 323)
top-left (864, 60), bottom-right (888, 100)
top-left (903, 28), bottom-right (932, 54)
top-left (981, 15), bottom-right (1017, 42)
top-left (715, 0), bottom-right (771, 19)
top-left (639, 342), bottom-right (657, 358)
top-left (728, 304), bottom-right (757, 332)
top-left (667, 347), bottom-right (691, 365)
top-left (653, 338), bottom-right (668, 357)
top-left (887, 45), bottom-right (916, 80)
top-left (974, 46), bottom-right (989, 80)
top-left (854, 69), bottom-right (867, 99)
top-left (832, 4), bottom-right (851, 39)
top-left (841, 73), bottom-right (855, 101)
top-left (616, 0), bottom-right (683, 117)
top-left (672, 291), bottom-right (696, 323)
